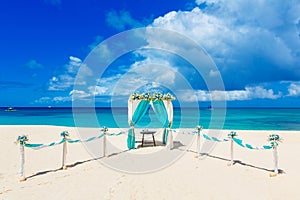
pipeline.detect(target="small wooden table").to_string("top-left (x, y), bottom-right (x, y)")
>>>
top-left (140, 130), bottom-right (156, 147)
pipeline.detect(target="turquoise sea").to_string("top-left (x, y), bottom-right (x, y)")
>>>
top-left (0, 107), bottom-right (299, 130)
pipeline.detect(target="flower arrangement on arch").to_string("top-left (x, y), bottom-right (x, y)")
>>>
top-left (163, 93), bottom-right (176, 100)
top-left (130, 92), bottom-right (175, 101)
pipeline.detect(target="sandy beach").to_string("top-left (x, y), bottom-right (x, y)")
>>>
top-left (1, 125), bottom-right (300, 200)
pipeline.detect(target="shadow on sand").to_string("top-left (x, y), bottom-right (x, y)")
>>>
top-left (26, 148), bottom-right (131, 180)
top-left (25, 141), bottom-right (284, 180)
top-left (186, 149), bottom-right (285, 174)
top-left (26, 156), bottom-right (104, 180)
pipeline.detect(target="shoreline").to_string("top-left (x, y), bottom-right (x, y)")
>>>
top-left (1, 124), bottom-right (299, 132)
top-left (2, 107), bottom-right (300, 131)
top-left (1, 125), bottom-right (300, 199)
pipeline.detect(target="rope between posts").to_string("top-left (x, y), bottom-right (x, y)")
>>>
top-left (20, 130), bottom-right (125, 149)
top-left (174, 127), bottom-right (278, 150)
top-left (232, 137), bottom-right (272, 150)
top-left (17, 127), bottom-right (279, 152)
top-left (16, 126), bottom-right (282, 181)
top-left (201, 133), bottom-right (230, 142)
top-left (175, 129), bottom-right (230, 142)
top-left (24, 138), bottom-right (65, 149)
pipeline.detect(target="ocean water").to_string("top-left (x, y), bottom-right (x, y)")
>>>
top-left (0, 107), bottom-right (300, 130)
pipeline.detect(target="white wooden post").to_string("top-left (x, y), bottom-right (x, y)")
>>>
top-left (195, 126), bottom-right (202, 158)
top-left (230, 138), bottom-right (233, 165)
top-left (273, 145), bottom-right (278, 174)
top-left (230, 137), bottom-right (234, 165)
top-left (103, 131), bottom-right (107, 157)
top-left (19, 143), bottom-right (26, 181)
top-left (227, 132), bottom-right (236, 166)
top-left (168, 129), bottom-right (173, 150)
top-left (197, 132), bottom-right (201, 158)
top-left (62, 137), bottom-right (67, 170)
top-left (269, 134), bottom-right (280, 177)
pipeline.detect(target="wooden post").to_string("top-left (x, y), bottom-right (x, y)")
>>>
top-left (226, 135), bottom-right (234, 166)
top-left (19, 143), bottom-right (26, 182)
top-left (197, 132), bottom-right (201, 158)
top-left (195, 126), bottom-right (202, 158)
top-left (168, 129), bottom-right (173, 150)
top-left (230, 137), bottom-right (234, 166)
top-left (103, 130), bottom-right (107, 157)
top-left (227, 131), bottom-right (236, 166)
top-left (60, 132), bottom-right (68, 170)
top-left (62, 139), bottom-right (67, 170)
top-left (269, 134), bottom-right (280, 177)
top-left (273, 145), bottom-right (278, 174)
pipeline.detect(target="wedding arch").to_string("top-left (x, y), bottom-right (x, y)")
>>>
top-left (127, 92), bottom-right (175, 149)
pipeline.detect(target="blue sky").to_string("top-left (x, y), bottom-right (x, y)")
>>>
top-left (1, 0), bottom-right (300, 107)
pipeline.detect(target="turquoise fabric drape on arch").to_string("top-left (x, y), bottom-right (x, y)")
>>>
top-left (127, 128), bottom-right (135, 149)
top-left (152, 100), bottom-right (169, 144)
top-left (152, 100), bottom-right (169, 127)
top-left (127, 100), bottom-right (150, 149)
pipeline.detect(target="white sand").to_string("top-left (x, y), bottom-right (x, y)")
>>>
top-left (1, 125), bottom-right (300, 200)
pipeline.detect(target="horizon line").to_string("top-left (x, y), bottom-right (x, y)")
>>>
top-left (2, 106), bottom-right (300, 109)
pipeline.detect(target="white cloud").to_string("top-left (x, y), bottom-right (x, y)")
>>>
top-left (26, 60), bottom-right (44, 69)
top-left (89, 44), bottom-right (115, 65)
top-left (67, 49), bottom-right (183, 100)
top-left (130, 57), bottom-right (178, 85)
top-left (34, 90), bottom-right (90, 104)
top-left (88, 35), bottom-right (103, 50)
top-left (67, 56), bottom-right (82, 73)
top-left (69, 90), bottom-right (91, 99)
top-left (94, 56), bottom-right (181, 97)
top-left (48, 56), bottom-right (90, 91)
top-left (288, 82), bottom-right (300, 96)
top-left (245, 86), bottom-right (281, 99)
top-left (106, 10), bottom-right (144, 31)
top-left (36, 89), bottom-right (91, 104)
top-left (88, 86), bottom-right (108, 96)
top-left (152, 8), bottom-right (229, 53)
top-left (179, 86), bottom-right (281, 102)
top-left (48, 74), bottom-right (76, 91)
top-left (38, 1), bottom-right (300, 105)
top-left (34, 97), bottom-right (51, 104)
top-left (209, 69), bottom-right (218, 77)
top-left (69, 56), bottom-right (81, 63)
top-left (53, 96), bottom-right (72, 102)
top-left (78, 63), bottom-right (93, 77)
top-left (34, 96), bottom-right (71, 104)
top-left (195, 0), bottom-right (218, 5)
top-left (150, 1), bottom-right (300, 86)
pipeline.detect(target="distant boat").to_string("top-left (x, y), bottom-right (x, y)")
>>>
top-left (207, 105), bottom-right (214, 110)
top-left (5, 107), bottom-right (16, 112)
